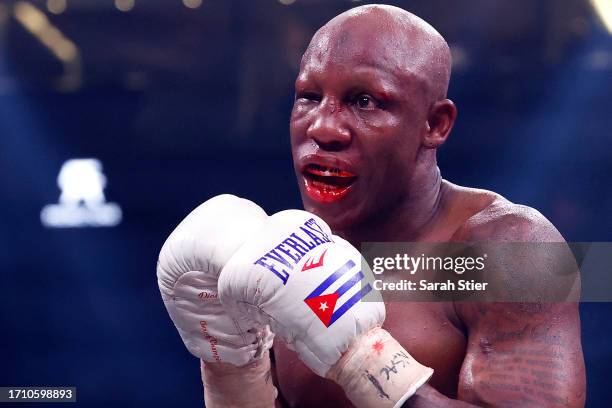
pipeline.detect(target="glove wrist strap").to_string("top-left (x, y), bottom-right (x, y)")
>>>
top-left (327, 327), bottom-right (433, 408)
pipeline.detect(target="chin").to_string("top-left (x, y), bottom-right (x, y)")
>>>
top-left (301, 196), bottom-right (364, 233)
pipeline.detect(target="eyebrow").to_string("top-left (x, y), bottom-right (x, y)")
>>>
top-left (358, 62), bottom-right (432, 95)
top-left (295, 57), bottom-right (428, 98)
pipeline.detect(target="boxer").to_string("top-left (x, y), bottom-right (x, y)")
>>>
top-left (275, 5), bottom-right (585, 407)
top-left (158, 4), bottom-right (585, 407)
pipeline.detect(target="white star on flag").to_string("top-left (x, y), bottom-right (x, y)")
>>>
top-left (319, 302), bottom-right (328, 311)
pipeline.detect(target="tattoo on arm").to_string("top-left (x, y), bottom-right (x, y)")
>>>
top-left (458, 303), bottom-right (585, 408)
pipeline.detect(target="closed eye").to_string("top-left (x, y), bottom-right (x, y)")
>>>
top-left (296, 91), bottom-right (321, 102)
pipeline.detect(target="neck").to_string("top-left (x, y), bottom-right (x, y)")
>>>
top-left (340, 153), bottom-right (445, 246)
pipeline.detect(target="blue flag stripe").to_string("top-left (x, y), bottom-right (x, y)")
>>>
top-left (335, 270), bottom-right (365, 298)
top-left (329, 283), bottom-right (373, 326)
top-left (306, 259), bottom-right (355, 299)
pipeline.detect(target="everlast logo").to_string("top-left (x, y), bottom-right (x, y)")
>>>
top-left (254, 218), bottom-right (332, 285)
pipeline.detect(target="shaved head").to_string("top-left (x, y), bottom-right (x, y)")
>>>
top-left (303, 4), bottom-right (451, 102)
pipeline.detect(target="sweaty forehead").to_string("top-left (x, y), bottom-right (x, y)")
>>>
top-left (307, 22), bottom-right (401, 70)
top-left (301, 5), bottom-right (450, 99)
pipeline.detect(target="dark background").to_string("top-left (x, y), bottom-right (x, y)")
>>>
top-left (0, 0), bottom-right (610, 406)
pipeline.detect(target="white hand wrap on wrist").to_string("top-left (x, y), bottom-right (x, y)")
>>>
top-left (326, 327), bottom-right (433, 408)
top-left (202, 350), bottom-right (277, 408)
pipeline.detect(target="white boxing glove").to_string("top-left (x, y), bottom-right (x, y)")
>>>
top-left (219, 210), bottom-right (433, 408)
top-left (157, 194), bottom-right (276, 408)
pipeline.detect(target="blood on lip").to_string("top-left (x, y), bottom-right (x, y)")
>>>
top-left (303, 164), bottom-right (356, 203)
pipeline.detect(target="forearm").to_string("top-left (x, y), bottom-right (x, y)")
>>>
top-left (403, 385), bottom-right (480, 408)
top-left (201, 350), bottom-right (277, 408)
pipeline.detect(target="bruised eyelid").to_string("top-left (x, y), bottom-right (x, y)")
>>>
top-left (295, 82), bottom-right (320, 97)
top-left (364, 86), bottom-right (397, 103)
top-left (295, 70), bottom-right (319, 90)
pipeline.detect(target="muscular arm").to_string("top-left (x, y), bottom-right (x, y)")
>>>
top-left (407, 204), bottom-right (586, 408)
top-left (406, 302), bottom-right (585, 408)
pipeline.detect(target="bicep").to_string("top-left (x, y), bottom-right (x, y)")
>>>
top-left (457, 302), bottom-right (585, 407)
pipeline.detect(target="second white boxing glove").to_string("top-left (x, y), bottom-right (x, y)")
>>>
top-left (157, 194), bottom-right (271, 365)
top-left (157, 194), bottom-right (276, 408)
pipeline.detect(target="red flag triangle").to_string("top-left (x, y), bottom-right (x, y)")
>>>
top-left (304, 292), bottom-right (339, 327)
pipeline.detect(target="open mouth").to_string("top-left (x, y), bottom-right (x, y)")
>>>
top-left (302, 164), bottom-right (357, 203)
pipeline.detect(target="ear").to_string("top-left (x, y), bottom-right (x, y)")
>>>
top-left (422, 99), bottom-right (457, 149)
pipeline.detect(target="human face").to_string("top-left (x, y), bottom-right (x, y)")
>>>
top-left (290, 26), bottom-right (430, 231)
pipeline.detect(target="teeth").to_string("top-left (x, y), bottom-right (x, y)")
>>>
top-left (308, 164), bottom-right (341, 176)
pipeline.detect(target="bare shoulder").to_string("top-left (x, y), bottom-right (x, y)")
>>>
top-left (446, 183), bottom-right (581, 304)
top-left (451, 186), bottom-right (565, 243)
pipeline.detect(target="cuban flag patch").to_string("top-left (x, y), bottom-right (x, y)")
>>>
top-left (304, 258), bottom-right (373, 327)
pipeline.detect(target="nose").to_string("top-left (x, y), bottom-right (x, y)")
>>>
top-left (306, 98), bottom-right (351, 151)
